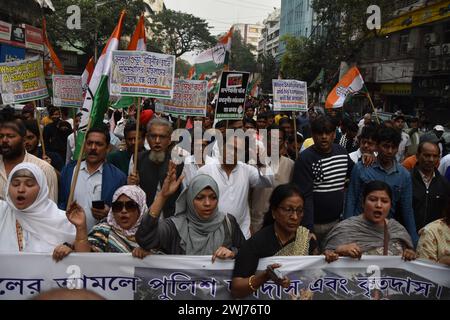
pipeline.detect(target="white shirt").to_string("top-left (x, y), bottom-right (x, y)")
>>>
top-left (396, 131), bottom-right (411, 163)
top-left (438, 154), bottom-right (450, 177)
top-left (66, 133), bottom-right (76, 164)
top-left (182, 155), bottom-right (219, 189)
top-left (349, 149), bottom-right (362, 164)
top-left (197, 162), bottom-right (274, 239)
top-left (73, 161), bottom-right (103, 231)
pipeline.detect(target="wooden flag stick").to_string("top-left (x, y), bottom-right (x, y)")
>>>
top-left (66, 115), bottom-right (92, 210)
top-left (33, 101), bottom-right (46, 158)
top-left (292, 111), bottom-right (298, 160)
top-left (365, 92), bottom-right (380, 124)
top-left (133, 97), bottom-right (142, 175)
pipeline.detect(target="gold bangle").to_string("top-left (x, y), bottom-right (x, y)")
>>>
top-left (248, 275), bottom-right (257, 292)
top-left (149, 211), bottom-right (159, 218)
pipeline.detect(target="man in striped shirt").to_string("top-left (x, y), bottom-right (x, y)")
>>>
top-left (293, 116), bottom-right (354, 248)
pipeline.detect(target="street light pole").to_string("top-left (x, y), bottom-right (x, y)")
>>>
top-left (94, 1), bottom-right (107, 63)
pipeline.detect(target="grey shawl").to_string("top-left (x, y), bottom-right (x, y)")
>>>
top-left (324, 215), bottom-right (413, 252)
top-left (171, 174), bottom-right (225, 255)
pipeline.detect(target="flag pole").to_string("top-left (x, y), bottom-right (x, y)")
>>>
top-left (364, 85), bottom-right (380, 124)
top-left (66, 115), bottom-right (92, 210)
top-left (133, 97), bottom-right (141, 175)
top-left (33, 101), bottom-right (47, 158)
top-left (292, 111), bottom-right (298, 160)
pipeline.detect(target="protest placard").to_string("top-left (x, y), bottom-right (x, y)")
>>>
top-left (215, 71), bottom-right (250, 120)
top-left (110, 50), bottom-right (175, 99)
top-left (0, 55), bottom-right (48, 104)
top-left (52, 75), bottom-right (83, 107)
top-left (158, 79), bottom-right (207, 117)
top-left (272, 79), bottom-right (308, 112)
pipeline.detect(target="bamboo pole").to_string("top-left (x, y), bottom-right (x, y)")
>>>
top-left (292, 111), bottom-right (298, 160)
top-left (133, 97), bottom-right (142, 175)
top-left (366, 92), bottom-right (380, 125)
top-left (33, 101), bottom-right (46, 158)
top-left (66, 115), bottom-right (92, 210)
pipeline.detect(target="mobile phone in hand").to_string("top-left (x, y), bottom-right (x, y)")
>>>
top-left (91, 200), bottom-right (105, 210)
top-left (267, 265), bottom-right (284, 281)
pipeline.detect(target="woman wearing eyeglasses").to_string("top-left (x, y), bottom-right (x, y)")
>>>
top-left (52, 185), bottom-right (151, 261)
top-left (230, 183), bottom-right (319, 298)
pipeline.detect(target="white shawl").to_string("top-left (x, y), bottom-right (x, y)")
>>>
top-left (0, 163), bottom-right (75, 253)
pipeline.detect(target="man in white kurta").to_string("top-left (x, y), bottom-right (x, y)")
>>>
top-left (198, 160), bottom-right (273, 239)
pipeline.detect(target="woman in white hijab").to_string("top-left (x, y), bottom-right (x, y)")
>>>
top-left (0, 163), bottom-right (75, 253)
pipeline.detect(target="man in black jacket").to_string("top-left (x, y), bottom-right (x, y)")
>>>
top-left (127, 117), bottom-right (184, 218)
top-left (411, 141), bottom-right (450, 231)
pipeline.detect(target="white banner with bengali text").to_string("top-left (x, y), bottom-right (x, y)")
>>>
top-left (158, 79), bottom-right (207, 117)
top-left (0, 254), bottom-right (449, 300)
top-left (110, 50), bottom-right (175, 99)
top-left (272, 79), bottom-right (308, 112)
top-left (52, 75), bottom-right (83, 107)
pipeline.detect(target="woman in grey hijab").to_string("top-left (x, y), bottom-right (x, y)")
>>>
top-left (136, 161), bottom-right (245, 261)
top-left (324, 180), bottom-right (416, 262)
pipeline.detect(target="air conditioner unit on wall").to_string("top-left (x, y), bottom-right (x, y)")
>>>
top-left (429, 46), bottom-right (442, 57)
top-left (424, 33), bottom-right (437, 46)
top-left (442, 43), bottom-right (450, 55)
top-left (428, 59), bottom-right (440, 71)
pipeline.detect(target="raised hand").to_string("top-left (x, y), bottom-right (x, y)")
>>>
top-left (160, 160), bottom-right (184, 198)
top-left (66, 202), bottom-right (87, 229)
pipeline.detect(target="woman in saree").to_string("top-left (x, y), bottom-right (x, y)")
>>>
top-left (230, 183), bottom-right (318, 298)
top-left (323, 180), bottom-right (416, 262)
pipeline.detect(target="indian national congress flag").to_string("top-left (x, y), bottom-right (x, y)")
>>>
top-left (190, 27), bottom-right (233, 79)
top-left (74, 10), bottom-right (126, 159)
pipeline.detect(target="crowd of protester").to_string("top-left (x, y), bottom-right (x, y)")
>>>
top-left (0, 97), bottom-right (449, 299)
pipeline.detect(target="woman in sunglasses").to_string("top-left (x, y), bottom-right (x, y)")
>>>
top-left (230, 183), bottom-right (319, 298)
top-left (52, 185), bottom-right (150, 261)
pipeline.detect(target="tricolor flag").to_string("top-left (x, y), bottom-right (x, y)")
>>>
top-left (325, 66), bottom-right (365, 109)
top-left (42, 16), bottom-right (64, 76)
top-left (112, 14), bottom-right (146, 109)
top-left (247, 73), bottom-right (261, 98)
top-left (74, 10), bottom-right (126, 159)
top-left (81, 57), bottom-right (95, 99)
top-left (190, 27), bottom-right (233, 79)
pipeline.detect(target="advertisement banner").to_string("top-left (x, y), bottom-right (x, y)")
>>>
top-left (25, 24), bottom-right (43, 52)
top-left (110, 50), bottom-right (175, 99)
top-left (158, 79), bottom-right (207, 117)
top-left (52, 75), bottom-right (83, 107)
top-left (0, 254), bottom-right (448, 300)
top-left (0, 21), bottom-right (12, 42)
top-left (0, 55), bottom-right (49, 104)
top-left (215, 71), bottom-right (250, 120)
top-left (0, 44), bottom-right (25, 63)
top-left (272, 79), bottom-right (308, 112)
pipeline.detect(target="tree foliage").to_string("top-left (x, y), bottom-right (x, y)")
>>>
top-left (175, 58), bottom-right (192, 78)
top-left (46, 0), bottom-right (146, 57)
top-left (229, 31), bottom-right (257, 73)
top-left (280, 0), bottom-right (392, 90)
top-left (148, 9), bottom-right (216, 58)
top-left (258, 53), bottom-right (278, 94)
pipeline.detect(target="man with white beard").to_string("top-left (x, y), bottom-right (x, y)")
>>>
top-left (128, 118), bottom-right (183, 218)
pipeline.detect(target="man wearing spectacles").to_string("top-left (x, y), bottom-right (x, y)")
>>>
top-left (128, 118), bottom-right (183, 218)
